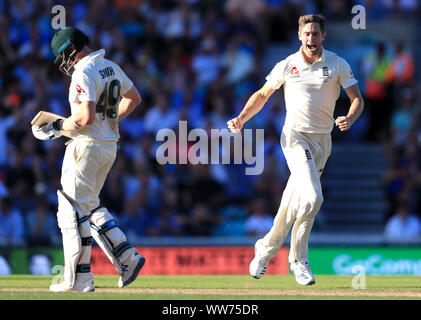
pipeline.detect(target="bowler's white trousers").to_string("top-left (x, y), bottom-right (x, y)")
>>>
top-left (255, 126), bottom-right (331, 263)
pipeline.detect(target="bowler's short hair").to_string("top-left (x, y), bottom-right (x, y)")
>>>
top-left (298, 14), bottom-right (326, 33)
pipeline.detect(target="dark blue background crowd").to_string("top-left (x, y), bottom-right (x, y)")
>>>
top-left (0, 0), bottom-right (420, 247)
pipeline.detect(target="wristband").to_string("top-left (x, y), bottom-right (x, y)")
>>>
top-left (52, 119), bottom-right (63, 131)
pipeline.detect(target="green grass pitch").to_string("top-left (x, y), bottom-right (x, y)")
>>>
top-left (0, 274), bottom-right (420, 300)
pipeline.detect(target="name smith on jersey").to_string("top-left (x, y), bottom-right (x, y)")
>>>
top-left (99, 66), bottom-right (115, 79)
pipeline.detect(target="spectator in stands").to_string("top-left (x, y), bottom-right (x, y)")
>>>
top-left (222, 35), bottom-right (256, 85)
top-left (382, 0), bottom-right (419, 18)
top-left (212, 205), bottom-right (247, 236)
top-left (0, 181), bottom-right (8, 199)
top-left (191, 35), bottom-right (223, 85)
top-left (384, 200), bottom-right (421, 243)
top-left (0, 196), bottom-right (25, 246)
top-left (151, 206), bottom-right (185, 237)
top-left (323, 0), bottom-right (351, 20)
top-left (361, 42), bottom-right (391, 142)
top-left (180, 203), bottom-right (222, 236)
top-left (224, 0), bottom-right (268, 39)
top-left (118, 195), bottom-right (149, 244)
top-left (245, 198), bottom-right (274, 237)
top-left (6, 151), bottom-right (37, 214)
top-left (100, 169), bottom-right (126, 215)
top-left (145, 188), bottom-right (185, 237)
top-left (390, 87), bottom-right (418, 147)
top-left (25, 197), bottom-right (60, 246)
top-left (164, 0), bottom-right (202, 40)
top-left (225, 0), bottom-right (267, 23)
top-left (0, 255), bottom-right (11, 275)
top-left (386, 41), bottom-right (414, 86)
top-left (144, 93), bottom-right (180, 133)
top-left (386, 41), bottom-right (415, 111)
top-left (355, 0), bottom-right (387, 21)
top-left (382, 144), bottom-right (412, 218)
top-left (186, 165), bottom-right (225, 210)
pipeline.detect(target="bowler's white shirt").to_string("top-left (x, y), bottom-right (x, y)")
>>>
top-left (266, 47), bottom-right (357, 133)
top-left (68, 49), bottom-right (133, 142)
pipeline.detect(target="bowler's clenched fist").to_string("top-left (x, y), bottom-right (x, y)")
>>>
top-left (335, 116), bottom-right (351, 131)
top-left (227, 117), bottom-right (243, 133)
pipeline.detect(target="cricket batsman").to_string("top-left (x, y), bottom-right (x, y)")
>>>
top-left (227, 14), bottom-right (364, 285)
top-left (32, 27), bottom-right (145, 292)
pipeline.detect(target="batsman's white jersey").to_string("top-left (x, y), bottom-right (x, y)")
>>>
top-left (255, 47), bottom-right (357, 264)
top-left (55, 48), bottom-right (143, 290)
top-left (62, 49), bottom-right (133, 213)
top-left (69, 49), bottom-right (133, 142)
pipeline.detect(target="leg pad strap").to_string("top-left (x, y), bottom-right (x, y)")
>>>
top-left (78, 216), bottom-right (89, 225)
top-left (76, 264), bottom-right (91, 273)
top-left (96, 219), bottom-right (119, 235)
top-left (81, 236), bottom-right (94, 246)
top-left (111, 241), bottom-right (132, 259)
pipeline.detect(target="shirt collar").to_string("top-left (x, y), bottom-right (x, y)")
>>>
top-left (75, 49), bottom-right (105, 70)
top-left (319, 48), bottom-right (326, 62)
top-left (298, 46), bottom-right (325, 67)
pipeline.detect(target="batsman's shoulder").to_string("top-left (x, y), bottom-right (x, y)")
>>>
top-left (73, 64), bottom-right (96, 83)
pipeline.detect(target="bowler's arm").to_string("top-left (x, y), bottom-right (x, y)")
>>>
top-left (117, 85), bottom-right (141, 121)
top-left (335, 84), bottom-right (364, 132)
top-left (227, 82), bottom-right (276, 132)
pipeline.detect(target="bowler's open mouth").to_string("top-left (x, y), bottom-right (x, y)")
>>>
top-left (307, 44), bottom-right (317, 51)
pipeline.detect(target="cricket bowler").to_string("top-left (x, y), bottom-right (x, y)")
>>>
top-left (32, 27), bottom-right (145, 292)
top-left (227, 14), bottom-right (364, 285)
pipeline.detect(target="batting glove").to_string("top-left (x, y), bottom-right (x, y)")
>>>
top-left (32, 119), bottom-right (63, 140)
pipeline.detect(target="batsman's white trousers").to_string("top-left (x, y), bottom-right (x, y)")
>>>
top-left (61, 139), bottom-right (116, 213)
top-left (61, 139), bottom-right (139, 278)
top-left (255, 126), bottom-right (331, 263)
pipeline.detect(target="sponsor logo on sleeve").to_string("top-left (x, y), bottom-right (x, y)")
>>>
top-left (75, 84), bottom-right (86, 94)
top-left (289, 66), bottom-right (300, 78)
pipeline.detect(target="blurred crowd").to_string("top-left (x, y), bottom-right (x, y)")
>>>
top-left (0, 0), bottom-right (420, 247)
